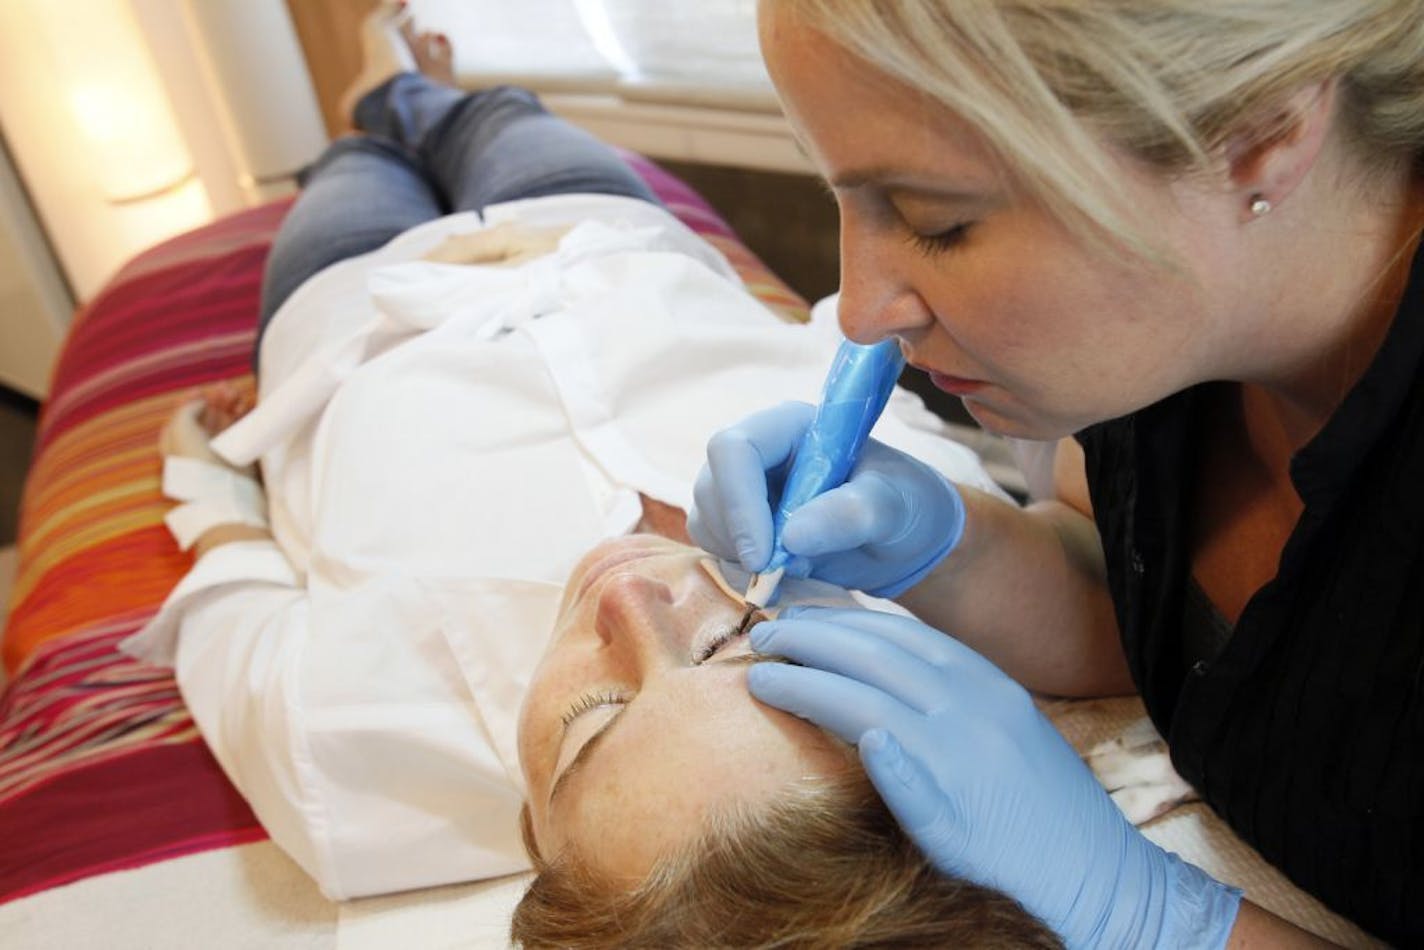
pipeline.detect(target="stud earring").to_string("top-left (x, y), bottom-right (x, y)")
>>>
top-left (1249, 194), bottom-right (1272, 217)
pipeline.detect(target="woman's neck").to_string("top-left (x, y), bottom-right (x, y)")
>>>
top-left (1247, 166), bottom-right (1424, 450)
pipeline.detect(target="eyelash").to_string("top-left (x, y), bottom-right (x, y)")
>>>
top-left (694, 625), bottom-right (740, 664)
top-left (561, 612), bottom-right (767, 725)
top-left (560, 689), bottom-right (626, 726)
top-left (817, 178), bottom-right (972, 258)
top-left (694, 610), bottom-right (767, 663)
top-left (908, 223), bottom-right (971, 257)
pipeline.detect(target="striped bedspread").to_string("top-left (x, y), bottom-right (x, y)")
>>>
top-left (0, 155), bottom-right (808, 903)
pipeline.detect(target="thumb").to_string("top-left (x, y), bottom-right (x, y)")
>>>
top-left (859, 729), bottom-right (968, 878)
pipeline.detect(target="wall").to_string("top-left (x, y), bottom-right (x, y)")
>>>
top-left (0, 0), bottom-right (328, 306)
top-left (0, 0), bottom-right (213, 303)
top-left (0, 139), bottom-right (70, 398)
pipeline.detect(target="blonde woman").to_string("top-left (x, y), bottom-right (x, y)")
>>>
top-left (691, 2), bottom-right (1424, 946)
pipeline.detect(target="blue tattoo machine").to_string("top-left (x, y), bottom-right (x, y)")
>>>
top-left (742, 337), bottom-right (907, 609)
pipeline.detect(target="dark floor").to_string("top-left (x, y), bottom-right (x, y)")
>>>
top-left (660, 160), bottom-right (977, 429)
top-left (0, 386), bottom-right (39, 546)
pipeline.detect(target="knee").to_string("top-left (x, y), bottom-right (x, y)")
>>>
top-left (298, 135), bottom-right (416, 187)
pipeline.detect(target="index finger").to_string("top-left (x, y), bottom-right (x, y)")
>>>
top-left (779, 607), bottom-right (1009, 683)
top-left (747, 661), bottom-right (922, 746)
top-left (705, 402), bottom-right (815, 569)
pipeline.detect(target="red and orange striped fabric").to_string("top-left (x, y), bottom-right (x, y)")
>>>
top-left (0, 157), bottom-right (809, 903)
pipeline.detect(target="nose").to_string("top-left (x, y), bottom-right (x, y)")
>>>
top-left (836, 210), bottom-right (935, 345)
top-left (594, 572), bottom-right (677, 658)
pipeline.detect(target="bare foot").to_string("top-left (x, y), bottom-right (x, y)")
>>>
top-left (339, 2), bottom-right (456, 128)
top-left (399, 17), bottom-right (455, 86)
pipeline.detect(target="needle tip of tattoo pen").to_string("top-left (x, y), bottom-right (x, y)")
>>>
top-left (743, 567), bottom-right (785, 610)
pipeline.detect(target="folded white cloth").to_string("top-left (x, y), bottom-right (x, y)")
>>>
top-left (161, 456), bottom-right (269, 550)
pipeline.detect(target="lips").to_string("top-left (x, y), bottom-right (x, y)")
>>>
top-left (906, 360), bottom-right (987, 396)
top-left (929, 372), bottom-right (986, 396)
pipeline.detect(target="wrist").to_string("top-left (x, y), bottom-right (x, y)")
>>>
top-left (865, 473), bottom-right (965, 598)
top-left (193, 523), bottom-right (273, 559)
top-left (911, 482), bottom-right (994, 584)
top-left (1158, 853), bottom-right (1242, 950)
top-left (1072, 844), bottom-right (1240, 950)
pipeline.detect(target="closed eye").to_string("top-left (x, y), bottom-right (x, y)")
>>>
top-left (560, 689), bottom-right (627, 727)
top-left (695, 626), bottom-right (740, 663)
top-left (695, 609), bottom-right (767, 663)
top-left (908, 223), bottom-right (971, 257)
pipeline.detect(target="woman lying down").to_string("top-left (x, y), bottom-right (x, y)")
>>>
top-left (122, 61), bottom-right (1060, 950)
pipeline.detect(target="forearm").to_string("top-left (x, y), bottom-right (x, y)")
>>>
top-left (898, 486), bottom-right (1131, 697)
top-left (1228, 901), bottom-right (1340, 948)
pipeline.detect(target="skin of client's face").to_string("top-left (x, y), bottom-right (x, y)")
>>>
top-left (517, 534), bottom-right (854, 880)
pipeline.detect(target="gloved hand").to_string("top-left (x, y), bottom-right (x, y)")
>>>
top-left (747, 607), bottom-right (1243, 949)
top-left (687, 401), bottom-right (966, 597)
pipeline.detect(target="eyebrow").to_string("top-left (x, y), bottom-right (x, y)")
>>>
top-left (827, 166), bottom-right (983, 201)
top-left (546, 653), bottom-right (766, 806)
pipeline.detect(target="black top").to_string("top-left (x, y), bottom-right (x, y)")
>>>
top-left (1077, 243), bottom-right (1424, 945)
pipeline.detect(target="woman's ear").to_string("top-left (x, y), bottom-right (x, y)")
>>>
top-left (1225, 79), bottom-right (1337, 221)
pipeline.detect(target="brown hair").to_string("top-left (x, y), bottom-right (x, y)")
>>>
top-left (510, 774), bottom-right (1061, 948)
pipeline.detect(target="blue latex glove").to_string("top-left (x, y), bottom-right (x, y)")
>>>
top-left (687, 401), bottom-right (965, 598)
top-left (747, 607), bottom-right (1243, 950)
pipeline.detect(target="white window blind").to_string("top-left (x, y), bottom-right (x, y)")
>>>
top-left (410, 0), bottom-right (771, 102)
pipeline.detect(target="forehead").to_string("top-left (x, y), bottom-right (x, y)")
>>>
top-left (757, 9), bottom-right (1002, 191)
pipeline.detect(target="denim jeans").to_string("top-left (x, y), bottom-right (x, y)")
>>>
top-left (257, 74), bottom-right (659, 343)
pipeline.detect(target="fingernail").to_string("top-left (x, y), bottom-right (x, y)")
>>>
top-left (777, 605), bottom-right (803, 620)
top-left (748, 622), bottom-right (774, 651)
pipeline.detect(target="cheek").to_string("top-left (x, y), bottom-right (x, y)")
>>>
top-left (517, 646), bottom-right (579, 788)
top-left (946, 246), bottom-right (1143, 367)
top-left (916, 258), bottom-right (1055, 369)
top-left (515, 669), bottom-right (553, 782)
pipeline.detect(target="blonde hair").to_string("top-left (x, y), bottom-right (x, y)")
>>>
top-left (770, 0), bottom-right (1424, 258)
top-left (510, 774), bottom-right (1062, 948)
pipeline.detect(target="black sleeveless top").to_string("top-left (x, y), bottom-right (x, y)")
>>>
top-left (1077, 244), bottom-right (1424, 946)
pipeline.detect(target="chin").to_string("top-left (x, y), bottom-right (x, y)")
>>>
top-left (961, 398), bottom-right (1075, 441)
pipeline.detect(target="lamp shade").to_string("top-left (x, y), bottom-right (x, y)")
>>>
top-left (36, 0), bottom-right (192, 203)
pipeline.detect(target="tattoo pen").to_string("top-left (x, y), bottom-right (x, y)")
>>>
top-left (739, 337), bottom-right (908, 620)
